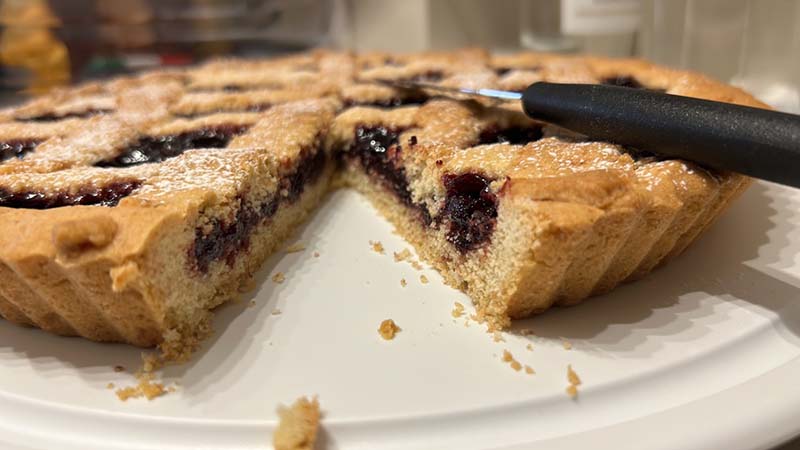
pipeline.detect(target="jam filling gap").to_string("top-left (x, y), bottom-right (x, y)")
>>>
top-left (16, 108), bottom-right (113, 123)
top-left (601, 75), bottom-right (666, 92)
top-left (493, 65), bottom-right (542, 77)
top-left (0, 180), bottom-right (141, 209)
top-left (478, 124), bottom-right (544, 146)
top-left (96, 124), bottom-right (251, 168)
top-left (1, 139), bottom-right (42, 162)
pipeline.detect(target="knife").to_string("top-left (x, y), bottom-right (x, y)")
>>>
top-left (374, 79), bottom-right (800, 189)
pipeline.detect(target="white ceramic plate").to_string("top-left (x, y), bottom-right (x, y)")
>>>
top-left (2, 180), bottom-right (800, 450)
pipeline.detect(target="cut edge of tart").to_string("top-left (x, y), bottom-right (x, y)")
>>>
top-left (0, 49), bottom-right (766, 355)
top-left (0, 99), bottom-right (338, 359)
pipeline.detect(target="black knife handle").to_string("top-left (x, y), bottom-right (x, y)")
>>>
top-left (522, 82), bottom-right (800, 188)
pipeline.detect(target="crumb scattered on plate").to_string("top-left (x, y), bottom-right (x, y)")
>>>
top-left (273, 396), bottom-right (320, 450)
top-left (566, 364), bottom-right (582, 398)
top-left (313, 251), bottom-right (320, 258)
top-left (248, 300), bottom-right (256, 308)
top-left (393, 248), bottom-right (412, 262)
top-left (524, 365), bottom-right (535, 375)
top-left (400, 278), bottom-right (407, 287)
top-left (526, 343), bottom-right (533, 351)
top-left (452, 302), bottom-right (465, 318)
top-left (115, 353), bottom-right (169, 401)
top-left (566, 385), bottom-right (578, 398)
top-left (419, 274), bottom-right (429, 284)
top-left (492, 331), bottom-right (505, 343)
top-left (502, 349), bottom-right (522, 371)
top-left (106, 382), bottom-right (115, 389)
top-left (369, 240), bottom-right (385, 254)
top-left (410, 260), bottom-right (423, 270)
top-left (272, 272), bottom-right (286, 284)
top-left (378, 319), bottom-right (400, 340)
top-left (285, 242), bottom-right (306, 253)
top-left (562, 339), bottom-right (573, 350)
top-left (519, 328), bottom-right (535, 336)
top-left (113, 365), bottom-right (125, 372)
top-left (272, 308), bottom-right (282, 315)
top-left (115, 372), bottom-right (166, 401)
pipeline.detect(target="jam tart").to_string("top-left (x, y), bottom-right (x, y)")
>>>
top-left (0, 50), bottom-right (764, 352)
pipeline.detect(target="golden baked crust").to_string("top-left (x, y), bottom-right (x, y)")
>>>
top-left (0, 49), bottom-right (765, 348)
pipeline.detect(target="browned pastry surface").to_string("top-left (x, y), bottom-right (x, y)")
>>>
top-left (0, 49), bottom-right (766, 351)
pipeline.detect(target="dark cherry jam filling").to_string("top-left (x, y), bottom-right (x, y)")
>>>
top-left (1, 139), bottom-right (42, 162)
top-left (191, 146), bottom-right (327, 273)
top-left (493, 66), bottom-right (542, 76)
top-left (601, 75), bottom-right (666, 92)
top-left (96, 124), bottom-right (250, 168)
top-left (345, 127), bottom-right (499, 252)
top-left (346, 126), bottom-right (432, 224)
top-left (283, 145), bottom-right (327, 203)
top-left (479, 125), bottom-right (543, 145)
top-left (0, 180), bottom-right (141, 209)
top-left (344, 91), bottom-right (430, 108)
top-left (441, 173), bottom-right (498, 252)
top-left (601, 75), bottom-right (645, 89)
top-left (16, 108), bottom-right (112, 123)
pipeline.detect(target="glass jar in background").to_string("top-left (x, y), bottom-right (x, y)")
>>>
top-left (0, 0), bottom-right (70, 94)
top-left (519, 0), bottom-right (641, 57)
top-left (639, 0), bottom-right (799, 113)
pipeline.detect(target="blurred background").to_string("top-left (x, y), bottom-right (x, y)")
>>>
top-left (0, 0), bottom-right (798, 111)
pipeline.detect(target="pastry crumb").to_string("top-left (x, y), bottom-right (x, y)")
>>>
top-left (248, 300), bottom-right (257, 308)
top-left (272, 308), bottom-right (282, 315)
top-left (274, 396), bottom-right (320, 450)
top-left (313, 251), bottom-right (320, 258)
top-left (566, 384), bottom-right (578, 398)
top-left (567, 364), bottom-right (581, 385)
top-left (378, 319), bottom-right (400, 340)
top-left (451, 302), bottom-right (465, 318)
top-left (115, 372), bottom-right (166, 401)
top-left (566, 364), bottom-right (582, 398)
top-left (113, 365), bottom-right (125, 372)
top-left (519, 328), bottom-right (535, 336)
top-left (502, 349), bottom-right (522, 371)
top-left (562, 339), bottom-right (573, 350)
top-left (272, 272), bottom-right (286, 284)
top-left (492, 331), bottom-right (505, 343)
top-left (524, 365), bottom-right (535, 375)
top-left (369, 240), bottom-right (385, 254)
top-left (106, 382), bottom-right (115, 389)
top-left (526, 343), bottom-right (533, 351)
top-left (419, 274), bottom-right (429, 284)
top-left (115, 353), bottom-right (169, 401)
top-left (410, 260), bottom-right (423, 270)
top-left (285, 242), bottom-right (306, 253)
top-left (393, 248), bottom-right (412, 262)
top-left (400, 278), bottom-right (407, 287)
